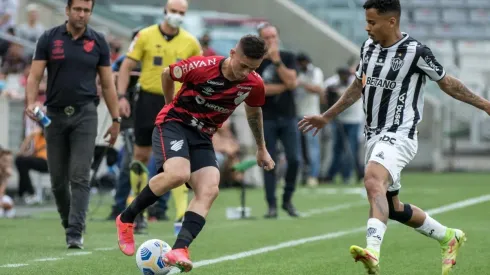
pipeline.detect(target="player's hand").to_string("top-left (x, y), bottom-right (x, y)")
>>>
top-left (118, 97), bottom-right (131, 118)
top-left (298, 114), bottom-right (331, 136)
top-left (104, 122), bottom-right (120, 146)
top-left (25, 102), bottom-right (43, 121)
top-left (268, 42), bottom-right (281, 63)
top-left (256, 147), bottom-right (275, 171)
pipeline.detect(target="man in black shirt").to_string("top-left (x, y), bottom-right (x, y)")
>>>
top-left (256, 23), bottom-right (300, 218)
top-left (25, 0), bottom-right (120, 249)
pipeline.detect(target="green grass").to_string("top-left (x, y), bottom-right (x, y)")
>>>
top-left (1, 173), bottom-right (490, 274)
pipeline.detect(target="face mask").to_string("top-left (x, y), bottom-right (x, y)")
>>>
top-left (165, 12), bottom-right (184, 28)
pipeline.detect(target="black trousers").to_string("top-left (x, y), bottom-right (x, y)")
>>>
top-left (15, 156), bottom-right (48, 197)
top-left (45, 102), bottom-right (98, 237)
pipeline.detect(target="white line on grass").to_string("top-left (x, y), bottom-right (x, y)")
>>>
top-left (0, 264), bottom-right (29, 268)
top-left (66, 252), bottom-right (92, 256)
top-left (33, 258), bottom-right (63, 262)
top-left (168, 194), bottom-right (490, 273)
top-left (300, 201), bottom-right (367, 217)
top-left (94, 247), bottom-right (116, 251)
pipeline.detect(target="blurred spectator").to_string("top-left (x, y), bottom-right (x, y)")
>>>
top-left (200, 33), bottom-right (216, 56)
top-left (256, 23), bottom-right (300, 218)
top-left (324, 67), bottom-right (364, 184)
top-left (0, 147), bottom-right (15, 218)
top-left (15, 124), bottom-right (48, 204)
top-left (0, 27), bottom-right (15, 59)
top-left (1, 42), bottom-right (27, 75)
top-left (0, 0), bottom-right (18, 32)
top-left (16, 4), bottom-right (45, 58)
top-left (212, 120), bottom-right (243, 188)
top-left (108, 36), bottom-right (122, 62)
top-left (295, 52), bottom-right (324, 187)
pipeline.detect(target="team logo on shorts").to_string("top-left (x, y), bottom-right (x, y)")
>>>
top-left (390, 57), bottom-right (404, 71)
top-left (173, 66), bottom-right (183, 79)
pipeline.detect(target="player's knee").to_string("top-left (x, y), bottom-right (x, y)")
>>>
top-left (196, 184), bottom-right (219, 202)
top-left (363, 174), bottom-right (384, 197)
top-left (388, 202), bottom-right (413, 223)
top-left (166, 170), bottom-right (191, 188)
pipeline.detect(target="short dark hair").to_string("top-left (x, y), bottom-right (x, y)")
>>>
top-left (67, 0), bottom-right (95, 9)
top-left (363, 0), bottom-right (401, 16)
top-left (239, 35), bottom-right (267, 59)
top-left (256, 22), bottom-right (280, 36)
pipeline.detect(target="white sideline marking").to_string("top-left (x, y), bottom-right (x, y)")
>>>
top-left (0, 264), bottom-right (29, 268)
top-left (33, 258), bottom-right (63, 262)
top-left (169, 194), bottom-right (490, 273)
top-left (66, 252), bottom-right (92, 256)
top-left (300, 201), bottom-right (367, 217)
top-left (94, 247), bottom-right (116, 251)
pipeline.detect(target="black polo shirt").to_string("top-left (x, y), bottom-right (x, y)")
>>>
top-left (33, 23), bottom-right (111, 107)
top-left (255, 51), bottom-right (297, 120)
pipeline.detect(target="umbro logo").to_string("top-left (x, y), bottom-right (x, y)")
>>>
top-left (376, 151), bottom-right (385, 160)
top-left (170, 140), bottom-right (184, 152)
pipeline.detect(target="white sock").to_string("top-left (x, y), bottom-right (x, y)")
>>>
top-left (415, 214), bottom-right (447, 242)
top-left (366, 218), bottom-right (387, 254)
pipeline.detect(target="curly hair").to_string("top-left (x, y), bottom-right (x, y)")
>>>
top-left (363, 0), bottom-right (401, 16)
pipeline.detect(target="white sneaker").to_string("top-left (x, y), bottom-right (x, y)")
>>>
top-left (306, 177), bottom-right (319, 187)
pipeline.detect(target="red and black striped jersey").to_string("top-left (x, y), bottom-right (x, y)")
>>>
top-left (155, 55), bottom-right (265, 135)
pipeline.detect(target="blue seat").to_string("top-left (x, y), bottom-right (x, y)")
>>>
top-left (442, 9), bottom-right (468, 24)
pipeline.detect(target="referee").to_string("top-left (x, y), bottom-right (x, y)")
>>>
top-left (25, 0), bottom-right (120, 249)
top-left (117, 0), bottom-right (201, 224)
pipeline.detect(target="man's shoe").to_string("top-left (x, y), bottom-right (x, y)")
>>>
top-left (282, 202), bottom-right (299, 217)
top-left (134, 213), bottom-right (148, 235)
top-left (264, 207), bottom-right (277, 219)
top-left (66, 235), bottom-right (84, 249)
top-left (163, 248), bottom-right (193, 272)
top-left (440, 228), bottom-right (466, 275)
top-left (106, 206), bottom-right (122, 221)
top-left (116, 214), bottom-right (135, 256)
top-left (350, 245), bottom-right (380, 274)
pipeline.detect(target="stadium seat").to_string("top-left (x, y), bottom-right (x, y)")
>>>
top-left (469, 9), bottom-right (490, 24)
top-left (400, 9), bottom-right (410, 24)
top-left (432, 24), bottom-right (461, 39)
top-left (456, 40), bottom-right (490, 55)
top-left (467, 0), bottom-right (490, 8)
top-left (410, 0), bottom-right (438, 8)
top-left (439, 0), bottom-right (466, 8)
top-left (425, 39), bottom-right (455, 66)
top-left (442, 9), bottom-right (468, 24)
top-left (413, 8), bottom-right (440, 24)
top-left (405, 23), bottom-right (432, 39)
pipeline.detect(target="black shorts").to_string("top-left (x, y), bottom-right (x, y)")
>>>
top-left (152, 121), bottom-right (218, 175)
top-left (134, 90), bottom-right (166, 147)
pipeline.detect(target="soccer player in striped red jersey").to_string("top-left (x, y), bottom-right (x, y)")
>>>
top-left (115, 35), bottom-right (275, 272)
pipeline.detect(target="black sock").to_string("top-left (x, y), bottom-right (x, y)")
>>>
top-left (120, 185), bottom-right (159, 223)
top-left (173, 211), bottom-right (206, 249)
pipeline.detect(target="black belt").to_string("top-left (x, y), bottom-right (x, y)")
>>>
top-left (47, 105), bottom-right (82, 116)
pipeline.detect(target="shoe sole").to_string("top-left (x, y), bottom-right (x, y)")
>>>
top-left (164, 259), bottom-right (193, 273)
top-left (442, 232), bottom-right (467, 275)
top-left (350, 245), bottom-right (380, 275)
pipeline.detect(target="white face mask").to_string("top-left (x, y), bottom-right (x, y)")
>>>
top-left (165, 12), bottom-right (184, 28)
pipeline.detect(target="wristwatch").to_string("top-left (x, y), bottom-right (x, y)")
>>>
top-left (113, 117), bottom-right (122, 123)
top-left (273, 60), bottom-right (283, 67)
top-left (117, 94), bottom-right (126, 100)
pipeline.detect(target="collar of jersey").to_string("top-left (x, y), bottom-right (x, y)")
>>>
top-left (377, 32), bottom-right (409, 50)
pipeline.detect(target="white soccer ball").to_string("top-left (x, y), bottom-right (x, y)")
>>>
top-left (135, 239), bottom-right (172, 275)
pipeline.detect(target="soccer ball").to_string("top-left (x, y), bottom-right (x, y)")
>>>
top-left (135, 239), bottom-right (172, 275)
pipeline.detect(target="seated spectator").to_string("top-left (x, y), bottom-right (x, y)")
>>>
top-left (15, 125), bottom-right (48, 204)
top-left (200, 33), bottom-right (216, 56)
top-left (0, 147), bottom-right (15, 218)
top-left (212, 120), bottom-right (244, 187)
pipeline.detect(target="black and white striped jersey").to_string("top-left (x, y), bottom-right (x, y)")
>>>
top-left (355, 33), bottom-right (446, 140)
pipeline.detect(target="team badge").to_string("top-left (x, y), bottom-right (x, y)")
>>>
top-left (83, 40), bottom-right (94, 53)
top-left (390, 57), bottom-right (404, 71)
top-left (173, 66), bottom-right (183, 79)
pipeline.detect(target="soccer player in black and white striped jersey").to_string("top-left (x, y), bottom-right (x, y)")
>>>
top-left (299, 0), bottom-right (490, 274)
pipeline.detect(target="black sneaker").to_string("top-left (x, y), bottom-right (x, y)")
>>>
top-left (264, 207), bottom-right (278, 219)
top-left (134, 213), bottom-right (148, 235)
top-left (282, 202), bottom-right (299, 217)
top-left (106, 206), bottom-right (122, 221)
top-left (66, 235), bottom-right (84, 249)
top-left (148, 206), bottom-right (169, 222)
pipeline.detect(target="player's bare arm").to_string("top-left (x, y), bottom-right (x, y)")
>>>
top-left (437, 75), bottom-right (490, 114)
top-left (298, 78), bottom-right (362, 136)
top-left (117, 58), bottom-right (138, 96)
top-left (264, 83), bottom-right (288, 96)
top-left (244, 104), bottom-right (266, 149)
top-left (98, 65), bottom-right (121, 146)
top-left (161, 67), bottom-right (176, 104)
top-left (25, 60), bottom-right (47, 119)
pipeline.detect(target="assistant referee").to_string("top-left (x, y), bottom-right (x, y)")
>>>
top-left (116, 0), bottom-right (201, 224)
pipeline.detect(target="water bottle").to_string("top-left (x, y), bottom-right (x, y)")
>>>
top-left (33, 106), bottom-right (51, 127)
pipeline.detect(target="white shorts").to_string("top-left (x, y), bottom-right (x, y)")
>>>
top-left (364, 132), bottom-right (418, 192)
